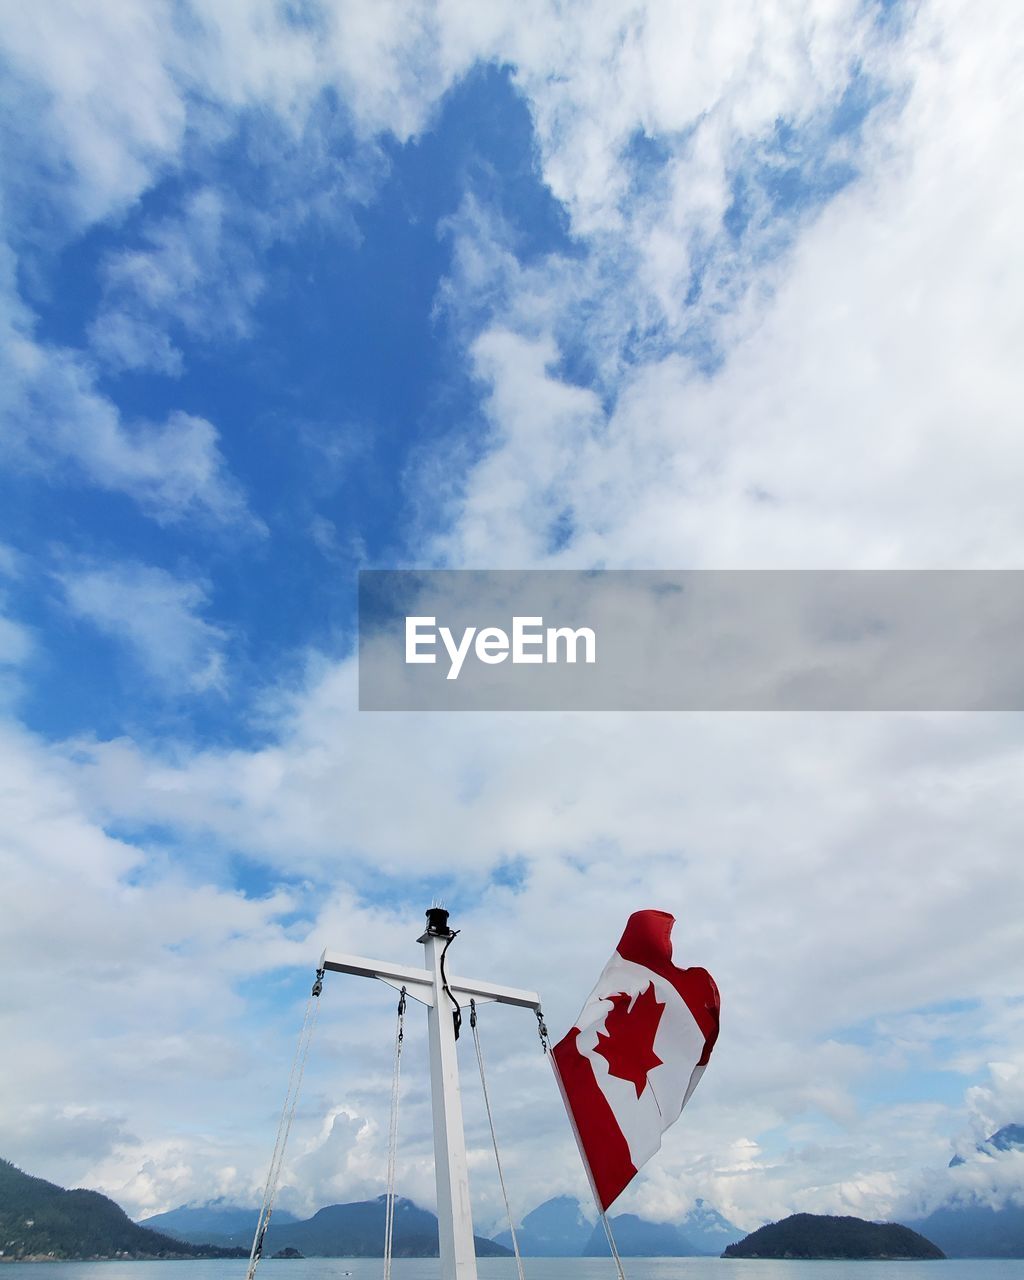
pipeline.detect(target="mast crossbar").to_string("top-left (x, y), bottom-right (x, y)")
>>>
top-left (319, 949), bottom-right (541, 1010)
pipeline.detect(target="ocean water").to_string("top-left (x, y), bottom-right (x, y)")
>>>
top-left (2, 1258), bottom-right (1022, 1280)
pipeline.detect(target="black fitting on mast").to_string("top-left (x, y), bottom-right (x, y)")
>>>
top-left (424, 906), bottom-right (455, 937)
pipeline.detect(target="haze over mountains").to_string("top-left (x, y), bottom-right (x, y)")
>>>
top-left (138, 1199), bottom-right (296, 1248)
top-left (492, 1194), bottom-right (741, 1257)
top-left (151, 1191), bottom-right (740, 1258)
top-left (140, 1196), bottom-right (510, 1259)
top-left (128, 1124), bottom-right (1024, 1264)
top-left (582, 1213), bottom-right (705, 1258)
top-left (263, 1198), bottom-right (511, 1259)
top-left (7, 1126), bottom-right (1024, 1261)
top-left (589, 1201), bottom-right (743, 1257)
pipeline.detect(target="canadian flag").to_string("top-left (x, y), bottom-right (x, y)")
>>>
top-left (552, 910), bottom-right (720, 1210)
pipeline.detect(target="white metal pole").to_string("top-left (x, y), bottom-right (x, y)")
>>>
top-left (421, 923), bottom-right (478, 1280)
top-left (320, 914), bottom-right (539, 1280)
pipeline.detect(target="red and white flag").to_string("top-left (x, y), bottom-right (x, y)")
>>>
top-left (552, 910), bottom-right (720, 1210)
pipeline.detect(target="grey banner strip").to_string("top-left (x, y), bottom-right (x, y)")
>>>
top-left (358, 570), bottom-right (1024, 711)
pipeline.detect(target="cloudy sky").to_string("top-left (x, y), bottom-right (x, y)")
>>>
top-left (2, 0), bottom-right (1023, 1239)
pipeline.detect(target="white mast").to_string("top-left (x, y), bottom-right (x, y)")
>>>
top-left (320, 908), bottom-right (542, 1280)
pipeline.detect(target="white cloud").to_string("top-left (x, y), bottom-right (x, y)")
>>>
top-left (0, 0), bottom-right (434, 249)
top-left (0, 272), bottom-right (259, 527)
top-left (0, 548), bottom-right (34, 705)
top-left (33, 701), bottom-right (1018, 1228)
top-left (0, 543), bottom-right (23, 578)
top-left (445, 329), bottom-right (603, 564)
top-left (60, 562), bottom-right (229, 693)
top-left (0, 610), bottom-right (31, 669)
top-left (87, 141), bottom-right (376, 373)
top-left (0, 4), bottom-right (188, 229)
top-left (509, 0), bottom-right (873, 236)
top-left (1, 0), bottom-right (884, 279)
top-left (0, 717), bottom-right (316, 1212)
top-left (965, 1061), bottom-right (1024, 1150)
top-left (434, 0), bottom-right (1024, 572)
top-left (0, 3), bottom-right (373, 517)
top-left (0, 607), bottom-right (33, 711)
top-left (89, 186), bottom-right (263, 374)
top-left (4, 1107), bottom-right (138, 1167)
top-left (892, 1057), bottom-right (1024, 1217)
top-left (87, 312), bottom-right (185, 379)
top-left (0, 700), bottom-right (1019, 1226)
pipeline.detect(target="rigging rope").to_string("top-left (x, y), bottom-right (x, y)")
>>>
top-left (246, 967), bottom-right (325, 1280)
top-left (382, 987), bottom-right (407, 1280)
top-left (469, 1000), bottom-right (526, 1280)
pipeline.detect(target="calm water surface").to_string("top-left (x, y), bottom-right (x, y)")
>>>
top-left (2, 1258), bottom-right (1022, 1280)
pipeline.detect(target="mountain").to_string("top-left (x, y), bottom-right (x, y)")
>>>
top-left (722, 1213), bottom-right (944, 1260)
top-left (494, 1195), bottom-right (593, 1256)
top-left (0, 1158), bottom-right (246, 1261)
top-left (138, 1199), bottom-right (297, 1247)
top-left (950, 1122), bottom-right (1024, 1167)
top-left (678, 1198), bottom-right (743, 1253)
top-left (583, 1212), bottom-right (704, 1256)
top-left (496, 1195), bottom-right (739, 1258)
top-left (908, 1124), bottom-right (1024, 1257)
top-left (909, 1201), bottom-right (1024, 1259)
top-left (987, 1124), bottom-right (1024, 1154)
top-left (262, 1196), bottom-right (511, 1258)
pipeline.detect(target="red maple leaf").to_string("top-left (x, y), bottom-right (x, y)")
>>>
top-left (594, 983), bottom-right (665, 1098)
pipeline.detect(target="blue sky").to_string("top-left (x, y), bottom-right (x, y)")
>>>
top-left (7, 64), bottom-right (571, 744)
top-left (2, 0), bottom-right (1024, 1236)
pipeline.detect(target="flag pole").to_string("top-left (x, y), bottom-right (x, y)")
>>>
top-left (599, 1210), bottom-right (628, 1280)
top-left (419, 910), bottom-right (478, 1280)
top-left (548, 1053), bottom-right (627, 1280)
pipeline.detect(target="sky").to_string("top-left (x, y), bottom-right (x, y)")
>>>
top-left (1, 0), bottom-right (1024, 1240)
